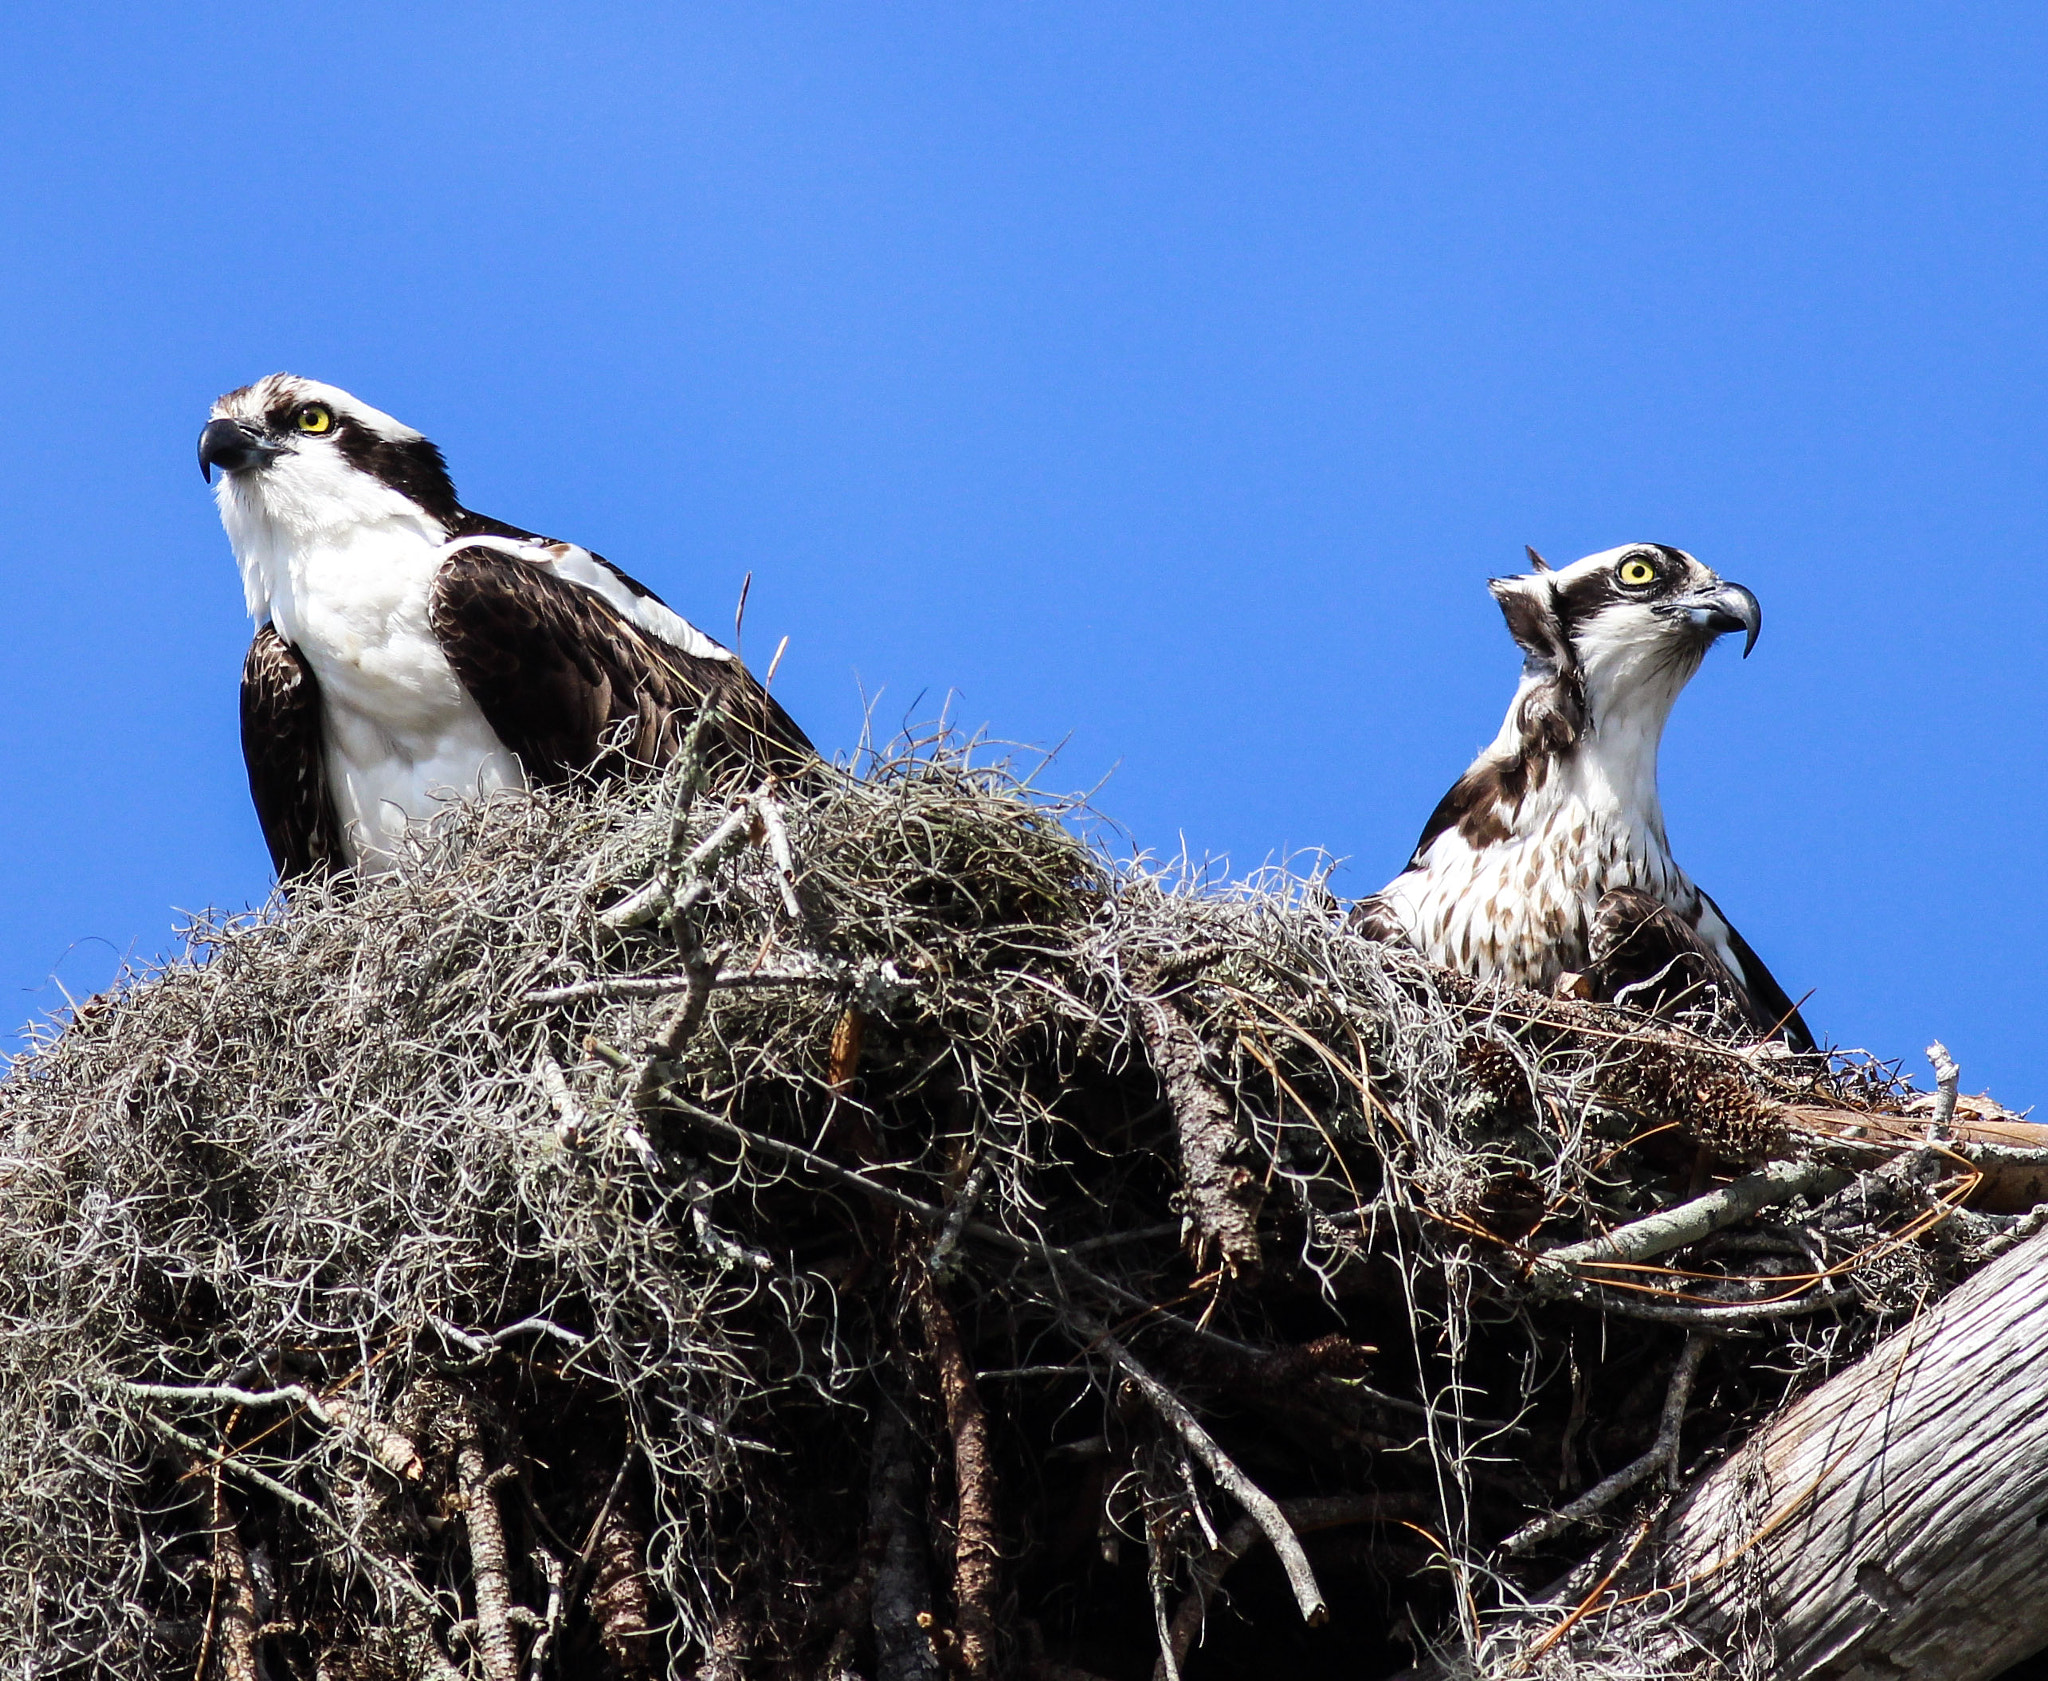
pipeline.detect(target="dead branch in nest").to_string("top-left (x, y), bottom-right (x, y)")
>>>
top-left (915, 1269), bottom-right (1001, 1678)
top-left (205, 1471), bottom-right (262, 1681)
top-left (587, 1502), bottom-right (654, 1675)
top-left (1155, 1493), bottom-right (1422, 1680)
top-left (449, 1396), bottom-right (524, 1681)
top-left (1501, 1333), bottom-right (1711, 1554)
top-left (1065, 1305), bottom-right (1327, 1628)
top-left (1527, 1160), bottom-right (1849, 1290)
top-left (1136, 992), bottom-right (1264, 1277)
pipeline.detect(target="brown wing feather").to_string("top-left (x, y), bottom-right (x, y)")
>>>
top-left (1697, 889), bottom-right (1817, 1053)
top-left (1587, 887), bottom-right (1815, 1051)
top-left (240, 625), bottom-right (342, 879)
top-left (429, 546), bottom-right (816, 789)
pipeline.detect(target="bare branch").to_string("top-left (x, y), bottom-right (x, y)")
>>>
top-left (1065, 1307), bottom-right (1326, 1628)
top-left (1503, 1333), bottom-right (1711, 1553)
top-left (1529, 1158), bottom-right (1848, 1290)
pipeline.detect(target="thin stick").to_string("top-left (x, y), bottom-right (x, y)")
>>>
top-left (1926, 1041), bottom-right (1961, 1139)
top-left (1529, 1160), bottom-right (1848, 1291)
top-left (524, 963), bottom-right (838, 1005)
top-left (1155, 1494), bottom-right (1406, 1679)
top-left (451, 1399), bottom-right (521, 1681)
top-left (1064, 1307), bottom-right (1327, 1627)
top-left (1503, 1335), bottom-right (1711, 1554)
top-left (914, 1271), bottom-right (1000, 1677)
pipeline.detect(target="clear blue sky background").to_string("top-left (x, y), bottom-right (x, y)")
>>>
top-left (1, 5), bottom-right (2042, 1105)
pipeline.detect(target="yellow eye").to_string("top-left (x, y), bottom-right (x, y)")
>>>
top-left (296, 405), bottom-right (334, 434)
top-left (1618, 557), bottom-right (1657, 587)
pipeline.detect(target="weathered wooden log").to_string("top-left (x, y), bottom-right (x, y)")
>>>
top-left (1524, 1225), bottom-right (2048, 1680)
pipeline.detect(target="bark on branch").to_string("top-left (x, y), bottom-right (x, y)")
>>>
top-left (1067, 1307), bottom-right (1326, 1627)
top-left (1136, 995), bottom-right (1263, 1277)
top-left (915, 1270), bottom-right (1001, 1677)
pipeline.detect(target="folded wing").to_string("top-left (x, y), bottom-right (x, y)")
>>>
top-left (240, 625), bottom-right (343, 880)
top-left (1588, 887), bottom-right (1815, 1052)
top-left (429, 542), bottom-right (816, 791)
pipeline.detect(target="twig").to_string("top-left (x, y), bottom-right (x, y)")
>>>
top-left (538, 1051), bottom-right (592, 1145)
top-left (1529, 1159), bottom-right (1848, 1290)
top-left (755, 788), bottom-right (805, 920)
top-left (117, 1378), bottom-right (423, 1481)
top-left (1154, 1494), bottom-right (1408, 1679)
top-left (524, 961), bottom-right (840, 1005)
top-left (1559, 1282), bottom-right (1860, 1326)
top-left (523, 1546), bottom-right (566, 1681)
top-left (927, 1157), bottom-right (993, 1282)
top-left (1064, 1307), bottom-right (1327, 1627)
top-left (1146, 1507), bottom-right (1181, 1681)
top-left (429, 1315), bottom-right (589, 1356)
top-left (597, 771), bottom-right (754, 933)
top-left (643, 1085), bottom-right (1290, 1360)
top-left (207, 1473), bottom-right (261, 1681)
top-left (634, 945), bottom-right (723, 1110)
top-left (593, 709), bottom-right (720, 929)
top-left (565, 1447), bottom-right (636, 1620)
top-left (1926, 1041), bottom-right (1961, 1139)
top-left (141, 1412), bottom-right (446, 1622)
top-left (588, 1502), bottom-right (654, 1674)
top-left (1503, 1335), bottom-right (1712, 1554)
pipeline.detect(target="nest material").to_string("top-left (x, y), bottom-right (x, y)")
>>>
top-left (0, 738), bottom-right (2027, 1681)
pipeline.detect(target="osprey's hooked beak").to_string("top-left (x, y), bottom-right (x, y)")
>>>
top-left (198, 418), bottom-right (284, 482)
top-left (1665, 580), bottom-right (1762, 659)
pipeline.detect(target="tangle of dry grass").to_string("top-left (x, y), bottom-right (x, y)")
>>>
top-left (0, 734), bottom-right (2029, 1681)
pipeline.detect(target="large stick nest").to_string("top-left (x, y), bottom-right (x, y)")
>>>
top-left (1, 738), bottom-right (2033, 1681)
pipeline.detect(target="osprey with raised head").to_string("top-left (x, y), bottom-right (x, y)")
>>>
top-left (201, 374), bottom-right (814, 878)
top-left (1355, 543), bottom-right (1814, 1050)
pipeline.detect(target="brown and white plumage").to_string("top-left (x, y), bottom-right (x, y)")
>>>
top-left (1354, 543), bottom-right (1814, 1051)
top-left (201, 374), bottom-right (813, 878)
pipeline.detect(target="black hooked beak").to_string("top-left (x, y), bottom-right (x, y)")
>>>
top-left (198, 417), bottom-right (284, 482)
top-left (1670, 580), bottom-right (1762, 658)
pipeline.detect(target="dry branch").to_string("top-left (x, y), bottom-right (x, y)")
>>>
top-left (1067, 1306), bottom-right (1327, 1627)
top-left (207, 1475), bottom-right (262, 1681)
top-left (915, 1270), bottom-right (1001, 1677)
top-left (1137, 994), bottom-right (1264, 1276)
top-left (1529, 1160), bottom-right (1849, 1289)
top-left (451, 1399), bottom-right (522, 1681)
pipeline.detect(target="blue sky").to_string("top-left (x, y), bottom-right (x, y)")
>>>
top-left (2, 4), bottom-right (2043, 1105)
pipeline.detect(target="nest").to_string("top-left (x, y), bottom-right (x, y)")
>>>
top-left (0, 734), bottom-right (2031, 1681)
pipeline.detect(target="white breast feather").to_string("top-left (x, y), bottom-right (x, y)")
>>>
top-left (223, 482), bottom-right (524, 873)
top-left (1376, 754), bottom-right (1697, 991)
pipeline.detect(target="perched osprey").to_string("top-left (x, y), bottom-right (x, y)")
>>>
top-left (1354, 544), bottom-right (1814, 1051)
top-left (201, 374), bottom-right (814, 878)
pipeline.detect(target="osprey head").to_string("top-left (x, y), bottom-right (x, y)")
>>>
top-left (1489, 543), bottom-right (1761, 743)
top-left (200, 374), bottom-right (461, 538)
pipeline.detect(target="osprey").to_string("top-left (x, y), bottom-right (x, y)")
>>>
top-left (1354, 544), bottom-right (1815, 1051)
top-left (201, 374), bottom-right (814, 878)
